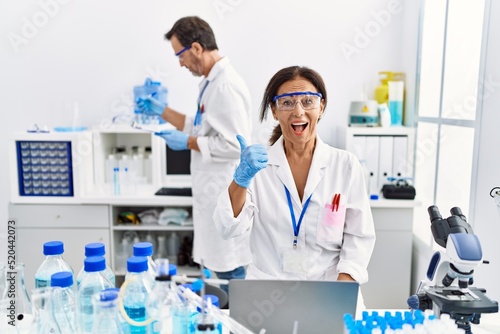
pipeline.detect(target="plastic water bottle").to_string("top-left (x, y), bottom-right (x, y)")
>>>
top-left (77, 256), bottom-right (114, 333)
top-left (91, 288), bottom-right (124, 334)
top-left (122, 256), bottom-right (155, 334)
top-left (77, 242), bottom-right (116, 287)
top-left (145, 259), bottom-right (181, 333)
top-left (35, 241), bottom-right (73, 288)
top-left (133, 242), bottom-right (157, 280)
top-left (194, 295), bottom-right (222, 334)
top-left (50, 271), bottom-right (77, 332)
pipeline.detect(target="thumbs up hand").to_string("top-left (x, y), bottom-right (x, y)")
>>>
top-left (233, 135), bottom-right (268, 188)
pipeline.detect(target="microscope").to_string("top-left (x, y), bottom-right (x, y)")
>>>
top-left (408, 205), bottom-right (498, 333)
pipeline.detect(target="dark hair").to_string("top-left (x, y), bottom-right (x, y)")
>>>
top-left (165, 16), bottom-right (218, 51)
top-left (259, 66), bottom-right (328, 145)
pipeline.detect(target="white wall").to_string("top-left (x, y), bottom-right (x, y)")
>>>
top-left (0, 0), bottom-right (417, 261)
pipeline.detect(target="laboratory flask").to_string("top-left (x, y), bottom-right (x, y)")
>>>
top-left (50, 271), bottom-right (77, 333)
top-left (145, 259), bottom-right (181, 333)
top-left (77, 242), bottom-right (116, 287)
top-left (28, 287), bottom-right (61, 334)
top-left (193, 295), bottom-right (222, 334)
top-left (2, 263), bottom-right (32, 333)
top-left (121, 256), bottom-right (155, 334)
top-left (173, 283), bottom-right (198, 334)
top-left (77, 256), bottom-right (114, 333)
top-left (91, 288), bottom-right (124, 334)
top-left (34, 241), bottom-right (73, 288)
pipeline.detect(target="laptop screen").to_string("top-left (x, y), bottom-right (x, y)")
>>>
top-left (229, 279), bottom-right (359, 334)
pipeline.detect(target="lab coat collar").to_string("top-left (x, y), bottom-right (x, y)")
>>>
top-left (268, 136), bottom-right (330, 207)
top-left (205, 56), bottom-right (230, 82)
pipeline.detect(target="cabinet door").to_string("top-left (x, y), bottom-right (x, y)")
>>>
top-left (17, 228), bottom-right (110, 292)
top-left (378, 136), bottom-right (394, 189)
top-left (365, 137), bottom-right (380, 197)
top-left (393, 136), bottom-right (409, 178)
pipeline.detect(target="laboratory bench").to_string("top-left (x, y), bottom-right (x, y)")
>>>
top-left (8, 193), bottom-right (420, 309)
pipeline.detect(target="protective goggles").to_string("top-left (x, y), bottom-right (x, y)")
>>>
top-left (272, 91), bottom-right (323, 111)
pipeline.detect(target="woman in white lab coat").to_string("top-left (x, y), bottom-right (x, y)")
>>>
top-left (213, 66), bottom-right (376, 285)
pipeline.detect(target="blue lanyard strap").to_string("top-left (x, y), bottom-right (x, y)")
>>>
top-left (194, 80), bottom-right (210, 127)
top-left (284, 185), bottom-right (312, 249)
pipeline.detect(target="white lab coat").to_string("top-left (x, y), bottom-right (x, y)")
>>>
top-left (182, 57), bottom-right (253, 272)
top-left (214, 136), bottom-right (376, 282)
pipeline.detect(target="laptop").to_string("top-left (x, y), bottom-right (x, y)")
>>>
top-left (229, 279), bottom-right (359, 334)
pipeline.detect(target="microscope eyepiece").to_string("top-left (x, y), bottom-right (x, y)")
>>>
top-left (428, 205), bottom-right (442, 223)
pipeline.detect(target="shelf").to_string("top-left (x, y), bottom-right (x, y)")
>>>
top-left (113, 224), bottom-right (194, 231)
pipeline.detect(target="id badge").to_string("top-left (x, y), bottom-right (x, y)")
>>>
top-left (280, 248), bottom-right (309, 274)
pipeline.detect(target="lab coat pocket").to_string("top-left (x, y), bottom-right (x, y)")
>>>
top-left (317, 204), bottom-right (346, 248)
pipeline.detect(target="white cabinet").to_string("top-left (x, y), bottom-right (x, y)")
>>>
top-left (362, 202), bottom-right (417, 309)
top-left (9, 203), bottom-right (110, 292)
top-left (109, 201), bottom-right (200, 278)
top-left (338, 127), bottom-right (415, 198)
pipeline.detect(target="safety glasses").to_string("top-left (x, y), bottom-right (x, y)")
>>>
top-left (272, 91), bottom-right (323, 111)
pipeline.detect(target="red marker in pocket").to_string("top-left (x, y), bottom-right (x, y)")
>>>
top-left (332, 193), bottom-right (340, 212)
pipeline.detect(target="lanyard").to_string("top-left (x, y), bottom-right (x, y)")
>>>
top-left (194, 80), bottom-right (210, 127)
top-left (284, 185), bottom-right (312, 249)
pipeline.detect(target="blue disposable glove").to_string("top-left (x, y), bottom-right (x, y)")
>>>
top-left (155, 130), bottom-right (189, 151)
top-left (233, 135), bottom-right (268, 188)
top-left (136, 93), bottom-right (167, 116)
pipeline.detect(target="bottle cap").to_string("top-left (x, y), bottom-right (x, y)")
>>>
top-left (99, 288), bottom-right (119, 302)
top-left (133, 242), bottom-right (153, 257)
top-left (169, 264), bottom-right (177, 275)
top-left (127, 256), bottom-right (148, 273)
top-left (43, 241), bottom-right (64, 255)
top-left (85, 242), bottom-right (105, 257)
top-left (50, 271), bottom-right (73, 288)
top-left (84, 256), bottom-right (106, 272)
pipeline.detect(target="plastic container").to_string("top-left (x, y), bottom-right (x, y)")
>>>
top-left (374, 71), bottom-right (394, 105)
top-left (105, 154), bottom-right (118, 184)
top-left (133, 242), bottom-right (157, 279)
top-left (77, 242), bottom-right (116, 288)
top-left (388, 81), bottom-right (404, 126)
top-left (77, 256), bottom-right (114, 333)
top-left (133, 78), bottom-right (168, 125)
top-left (34, 241), bottom-right (74, 288)
top-left (50, 271), bottom-right (77, 332)
top-left (122, 256), bottom-right (156, 334)
top-left (91, 288), bottom-right (124, 334)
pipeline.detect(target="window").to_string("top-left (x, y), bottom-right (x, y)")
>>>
top-left (413, 0), bottom-right (485, 246)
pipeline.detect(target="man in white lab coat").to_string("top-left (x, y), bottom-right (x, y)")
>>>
top-left (137, 16), bottom-right (252, 293)
top-left (214, 66), bottom-right (376, 287)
